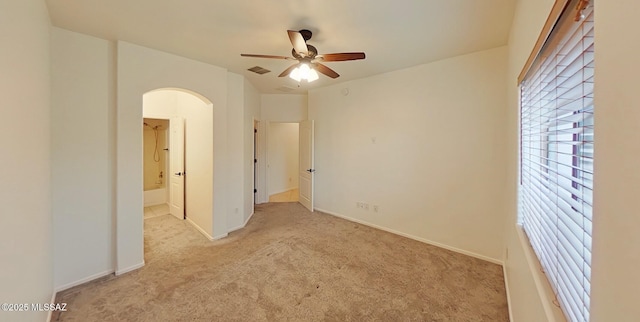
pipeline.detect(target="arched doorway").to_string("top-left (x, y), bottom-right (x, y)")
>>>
top-left (142, 88), bottom-right (214, 241)
top-left (116, 42), bottom-right (231, 275)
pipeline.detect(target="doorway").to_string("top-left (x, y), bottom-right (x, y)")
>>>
top-left (267, 122), bottom-right (300, 203)
top-left (142, 118), bottom-right (171, 219)
top-left (142, 89), bottom-right (214, 240)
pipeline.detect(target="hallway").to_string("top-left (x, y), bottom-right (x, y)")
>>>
top-left (268, 188), bottom-right (299, 203)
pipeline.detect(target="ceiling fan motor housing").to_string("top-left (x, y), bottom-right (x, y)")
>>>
top-left (299, 29), bottom-right (313, 41)
top-left (292, 45), bottom-right (318, 59)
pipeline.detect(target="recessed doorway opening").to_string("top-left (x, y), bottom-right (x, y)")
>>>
top-left (142, 88), bottom-right (214, 241)
top-left (143, 118), bottom-right (170, 219)
top-left (267, 122), bottom-right (300, 203)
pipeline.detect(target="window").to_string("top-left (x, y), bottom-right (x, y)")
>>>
top-left (518, 0), bottom-right (594, 321)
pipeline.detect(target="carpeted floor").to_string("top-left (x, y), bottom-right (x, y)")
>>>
top-left (53, 202), bottom-right (509, 321)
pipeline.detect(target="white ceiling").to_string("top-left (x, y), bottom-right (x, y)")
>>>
top-left (45, 0), bottom-right (516, 94)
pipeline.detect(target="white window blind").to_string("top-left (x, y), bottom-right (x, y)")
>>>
top-left (519, 1), bottom-right (594, 321)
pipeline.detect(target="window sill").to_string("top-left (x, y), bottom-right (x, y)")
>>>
top-left (515, 224), bottom-right (567, 322)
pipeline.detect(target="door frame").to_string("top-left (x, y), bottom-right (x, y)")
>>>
top-left (255, 120), bottom-right (268, 204)
top-left (259, 120), bottom-right (313, 209)
top-left (253, 119), bottom-right (259, 208)
top-left (298, 120), bottom-right (314, 211)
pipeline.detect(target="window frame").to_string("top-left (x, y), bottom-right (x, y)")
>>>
top-left (517, 0), bottom-right (594, 321)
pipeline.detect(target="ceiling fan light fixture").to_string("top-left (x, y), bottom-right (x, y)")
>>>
top-left (289, 67), bottom-right (302, 82)
top-left (307, 68), bottom-right (319, 82)
top-left (299, 63), bottom-right (311, 76)
top-left (289, 63), bottom-right (318, 83)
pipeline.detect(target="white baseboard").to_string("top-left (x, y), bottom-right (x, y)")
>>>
top-left (227, 224), bottom-right (243, 233)
top-left (46, 291), bottom-right (56, 322)
top-left (213, 233), bottom-right (228, 240)
top-left (315, 207), bottom-right (504, 265)
top-left (115, 261), bottom-right (145, 276)
top-left (186, 217), bottom-right (214, 241)
top-left (243, 211), bottom-right (255, 227)
top-left (228, 211), bottom-right (255, 233)
top-left (503, 264), bottom-right (514, 322)
top-left (54, 269), bottom-right (115, 293)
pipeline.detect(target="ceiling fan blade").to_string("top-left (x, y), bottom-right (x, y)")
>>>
top-left (314, 63), bottom-right (340, 79)
top-left (278, 63), bottom-right (300, 77)
top-left (316, 52), bottom-right (366, 62)
top-left (241, 54), bottom-right (293, 60)
top-left (287, 30), bottom-right (309, 57)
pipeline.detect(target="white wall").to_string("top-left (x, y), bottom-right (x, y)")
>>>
top-left (309, 47), bottom-right (508, 262)
top-left (267, 123), bottom-right (299, 195)
top-left (51, 27), bottom-right (117, 291)
top-left (116, 41), bottom-right (230, 273)
top-left (590, 0), bottom-right (640, 320)
top-left (143, 90), bottom-right (178, 115)
top-left (0, 1), bottom-right (52, 321)
top-left (261, 94), bottom-right (308, 122)
top-left (177, 92), bottom-right (214, 237)
top-left (227, 73), bottom-right (245, 230)
top-left (243, 79), bottom-right (261, 219)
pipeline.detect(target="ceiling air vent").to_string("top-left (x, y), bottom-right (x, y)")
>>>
top-left (247, 66), bottom-right (271, 75)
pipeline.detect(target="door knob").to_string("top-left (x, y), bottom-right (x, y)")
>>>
top-left (306, 169), bottom-right (315, 173)
top-left (175, 172), bottom-right (182, 176)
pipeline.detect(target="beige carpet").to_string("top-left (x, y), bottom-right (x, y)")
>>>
top-left (53, 202), bottom-right (509, 321)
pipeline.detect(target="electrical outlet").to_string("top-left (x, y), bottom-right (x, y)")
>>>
top-left (363, 203), bottom-right (369, 211)
top-left (373, 205), bottom-right (379, 212)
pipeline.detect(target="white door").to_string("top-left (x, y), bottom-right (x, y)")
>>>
top-left (298, 120), bottom-right (314, 212)
top-left (169, 117), bottom-right (185, 220)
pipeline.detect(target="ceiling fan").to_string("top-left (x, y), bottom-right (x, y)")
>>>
top-left (241, 29), bottom-right (366, 82)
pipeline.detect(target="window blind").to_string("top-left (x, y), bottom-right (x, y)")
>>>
top-left (519, 1), bottom-right (594, 321)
